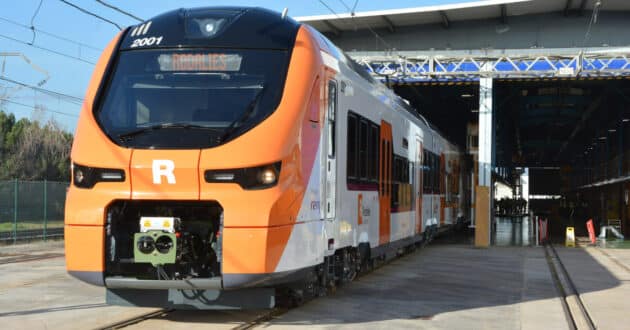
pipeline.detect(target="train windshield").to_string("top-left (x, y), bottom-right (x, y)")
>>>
top-left (96, 48), bottom-right (289, 149)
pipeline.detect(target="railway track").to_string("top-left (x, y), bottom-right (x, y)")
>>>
top-left (95, 307), bottom-right (287, 330)
top-left (95, 309), bottom-right (173, 330)
top-left (543, 243), bottom-right (596, 330)
top-left (0, 227), bottom-right (64, 242)
top-left (595, 247), bottom-right (630, 274)
top-left (0, 252), bottom-right (64, 265)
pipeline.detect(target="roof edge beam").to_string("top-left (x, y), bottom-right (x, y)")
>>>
top-left (322, 20), bottom-right (341, 36)
top-left (439, 10), bottom-right (450, 29)
top-left (381, 15), bottom-right (396, 33)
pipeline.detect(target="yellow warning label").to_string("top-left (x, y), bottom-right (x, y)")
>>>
top-left (163, 221), bottom-right (170, 228)
top-left (565, 227), bottom-right (575, 247)
top-left (144, 220), bottom-right (151, 228)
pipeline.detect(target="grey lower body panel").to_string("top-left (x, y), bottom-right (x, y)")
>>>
top-left (105, 277), bottom-right (222, 290)
top-left (69, 271), bottom-right (104, 286)
top-left (107, 287), bottom-right (275, 310)
top-left (370, 232), bottom-right (426, 260)
top-left (223, 267), bottom-right (313, 289)
top-left (104, 267), bottom-right (312, 291)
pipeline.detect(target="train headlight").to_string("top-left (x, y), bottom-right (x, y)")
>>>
top-left (258, 167), bottom-right (277, 185)
top-left (185, 11), bottom-right (235, 39)
top-left (204, 20), bottom-right (220, 33)
top-left (74, 167), bottom-right (85, 184)
top-left (205, 161), bottom-right (281, 190)
top-left (72, 163), bottom-right (125, 189)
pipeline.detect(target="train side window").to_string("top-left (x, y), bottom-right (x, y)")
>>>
top-left (367, 124), bottom-right (374, 182)
top-left (433, 153), bottom-right (439, 194)
top-left (347, 113), bottom-right (358, 181)
top-left (392, 155), bottom-right (401, 207)
top-left (327, 80), bottom-right (337, 158)
top-left (423, 150), bottom-right (428, 193)
top-left (359, 119), bottom-right (368, 180)
top-left (429, 152), bottom-right (434, 193)
top-left (369, 124), bottom-right (379, 182)
top-left (430, 153), bottom-right (435, 193)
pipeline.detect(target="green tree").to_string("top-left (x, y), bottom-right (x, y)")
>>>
top-left (0, 109), bottom-right (72, 181)
top-left (0, 111), bottom-right (16, 164)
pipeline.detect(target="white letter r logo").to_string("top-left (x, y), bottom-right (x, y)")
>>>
top-left (152, 160), bottom-right (176, 184)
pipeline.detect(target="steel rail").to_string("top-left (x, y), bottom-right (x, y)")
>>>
top-left (544, 243), bottom-right (596, 330)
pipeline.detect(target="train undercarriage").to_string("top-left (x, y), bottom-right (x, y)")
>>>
top-left (103, 200), bottom-right (442, 309)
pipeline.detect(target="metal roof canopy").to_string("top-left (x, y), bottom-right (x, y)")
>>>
top-left (296, 0), bottom-right (630, 81)
top-left (296, 0), bottom-right (628, 34)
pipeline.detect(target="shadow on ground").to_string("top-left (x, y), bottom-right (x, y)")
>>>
top-left (146, 230), bottom-right (620, 327)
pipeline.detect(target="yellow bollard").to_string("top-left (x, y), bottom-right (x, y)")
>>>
top-left (565, 227), bottom-right (576, 247)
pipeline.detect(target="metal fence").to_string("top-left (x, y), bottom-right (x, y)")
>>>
top-left (0, 180), bottom-right (68, 243)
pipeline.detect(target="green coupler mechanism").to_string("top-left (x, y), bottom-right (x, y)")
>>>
top-left (134, 230), bottom-right (177, 266)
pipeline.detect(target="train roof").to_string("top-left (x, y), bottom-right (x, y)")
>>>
top-left (122, 6), bottom-right (455, 149)
top-left (121, 7), bottom-right (300, 51)
top-left (319, 34), bottom-right (447, 143)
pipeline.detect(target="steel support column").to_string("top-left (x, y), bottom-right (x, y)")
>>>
top-left (475, 74), bottom-right (493, 247)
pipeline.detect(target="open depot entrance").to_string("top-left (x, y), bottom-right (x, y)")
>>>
top-left (394, 77), bottom-right (630, 242)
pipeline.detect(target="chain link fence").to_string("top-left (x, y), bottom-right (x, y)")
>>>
top-left (0, 180), bottom-right (68, 243)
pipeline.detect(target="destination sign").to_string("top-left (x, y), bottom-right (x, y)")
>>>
top-left (157, 53), bottom-right (242, 72)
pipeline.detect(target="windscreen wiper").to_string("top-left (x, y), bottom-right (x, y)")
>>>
top-left (117, 122), bottom-right (221, 141)
top-left (219, 86), bottom-right (266, 144)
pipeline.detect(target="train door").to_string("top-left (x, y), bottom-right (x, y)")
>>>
top-left (440, 153), bottom-right (446, 226)
top-left (324, 80), bottom-right (337, 220)
top-left (379, 121), bottom-right (392, 244)
top-left (415, 137), bottom-right (423, 234)
top-left (427, 138), bottom-right (434, 228)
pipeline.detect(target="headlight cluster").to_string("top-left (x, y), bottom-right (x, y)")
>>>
top-left (72, 163), bottom-right (125, 189)
top-left (204, 161), bottom-right (281, 190)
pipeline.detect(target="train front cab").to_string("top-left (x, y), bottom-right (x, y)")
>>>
top-left (64, 8), bottom-right (333, 309)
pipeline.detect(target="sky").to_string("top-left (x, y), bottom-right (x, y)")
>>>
top-left (0, 0), bottom-right (479, 132)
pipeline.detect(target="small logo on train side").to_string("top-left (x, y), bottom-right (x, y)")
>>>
top-left (131, 21), bottom-right (152, 37)
top-left (152, 159), bottom-right (176, 184)
top-left (129, 21), bottom-right (164, 48)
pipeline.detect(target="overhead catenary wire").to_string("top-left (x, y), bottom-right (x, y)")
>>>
top-left (337, 0), bottom-right (356, 15)
top-left (0, 16), bottom-right (102, 52)
top-left (320, 0), bottom-right (394, 50)
top-left (29, 0), bottom-right (44, 44)
top-left (0, 32), bottom-right (96, 65)
top-left (0, 76), bottom-right (84, 104)
top-left (351, 0), bottom-right (359, 13)
top-left (0, 98), bottom-right (79, 118)
top-left (58, 0), bottom-right (123, 30)
top-left (95, 0), bottom-right (143, 22)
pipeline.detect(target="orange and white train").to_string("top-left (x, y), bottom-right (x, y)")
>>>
top-left (65, 7), bottom-right (470, 309)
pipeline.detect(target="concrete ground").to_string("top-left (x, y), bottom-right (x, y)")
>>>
top-left (0, 241), bottom-right (160, 330)
top-left (260, 244), bottom-right (569, 330)
top-left (554, 246), bottom-right (630, 330)
top-left (0, 239), bottom-right (627, 329)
